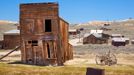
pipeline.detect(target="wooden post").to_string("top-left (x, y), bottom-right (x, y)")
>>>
top-left (86, 68), bottom-right (105, 75)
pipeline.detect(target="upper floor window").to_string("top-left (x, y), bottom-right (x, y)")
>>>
top-left (45, 19), bottom-right (52, 32)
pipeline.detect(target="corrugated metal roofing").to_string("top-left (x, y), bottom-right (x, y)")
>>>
top-left (93, 33), bottom-right (102, 38)
top-left (69, 29), bottom-right (77, 32)
top-left (90, 30), bottom-right (103, 34)
top-left (111, 34), bottom-right (122, 37)
top-left (84, 33), bottom-right (102, 38)
top-left (112, 37), bottom-right (129, 42)
top-left (84, 33), bottom-right (91, 37)
top-left (4, 30), bottom-right (20, 35)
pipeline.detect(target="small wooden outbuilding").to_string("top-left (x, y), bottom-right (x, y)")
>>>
top-left (83, 30), bottom-right (109, 44)
top-left (69, 29), bottom-right (77, 35)
top-left (3, 30), bottom-right (20, 49)
top-left (83, 33), bottom-right (108, 44)
top-left (131, 40), bottom-right (134, 45)
top-left (112, 38), bottom-right (129, 46)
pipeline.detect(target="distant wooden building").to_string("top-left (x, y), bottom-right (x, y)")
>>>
top-left (3, 30), bottom-right (20, 49)
top-left (112, 38), bottom-right (129, 46)
top-left (111, 34), bottom-right (124, 38)
top-left (104, 23), bottom-right (110, 26)
top-left (124, 38), bottom-right (129, 44)
top-left (0, 40), bottom-right (3, 49)
top-left (20, 3), bottom-right (73, 66)
top-left (100, 27), bottom-right (112, 31)
top-left (83, 33), bottom-right (108, 44)
top-left (83, 30), bottom-right (109, 44)
top-left (131, 40), bottom-right (134, 45)
top-left (69, 29), bottom-right (77, 35)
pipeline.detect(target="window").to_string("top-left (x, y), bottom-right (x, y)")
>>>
top-left (28, 40), bottom-right (38, 46)
top-left (28, 41), bottom-right (32, 44)
top-left (45, 19), bottom-right (52, 32)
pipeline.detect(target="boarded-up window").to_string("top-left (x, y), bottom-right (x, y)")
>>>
top-left (28, 40), bottom-right (38, 46)
top-left (32, 40), bottom-right (38, 46)
top-left (45, 19), bottom-right (52, 32)
top-left (23, 19), bottom-right (34, 33)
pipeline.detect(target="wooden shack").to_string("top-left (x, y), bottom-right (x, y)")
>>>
top-left (131, 40), bottom-right (134, 45)
top-left (83, 33), bottom-right (108, 44)
top-left (20, 2), bottom-right (73, 66)
top-left (83, 30), bottom-right (109, 44)
top-left (112, 38), bottom-right (126, 46)
top-left (3, 30), bottom-right (20, 49)
top-left (69, 29), bottom-right (77, 35)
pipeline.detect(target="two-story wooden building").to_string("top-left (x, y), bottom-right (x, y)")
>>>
top-left (20, 2), bottom-right (73, 66)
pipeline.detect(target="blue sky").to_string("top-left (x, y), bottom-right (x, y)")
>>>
top-left (0, 0), bottom-right (134, 23)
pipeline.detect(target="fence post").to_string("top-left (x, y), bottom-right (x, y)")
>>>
top-left (86, 67), bottom-right (105, 75)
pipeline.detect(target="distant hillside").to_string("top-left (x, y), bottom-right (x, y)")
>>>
top-left (70, 19), bottom-right (134, 39)
top-left (0, 20), bottom-right (18, 40)
top-left (0, 20), bottom-right (17, 24)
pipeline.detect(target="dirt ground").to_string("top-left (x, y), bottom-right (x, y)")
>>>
top-left (67, 39), bottom-right (134, 66)
top-left (0, 38), bottom-right (133, 66)
top-left (0, 50), bottom-right (21, 62)
top-left (0, 46), bottom-right (133, 66)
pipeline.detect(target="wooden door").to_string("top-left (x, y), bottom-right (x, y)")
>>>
top-left (45, 41), bottom-right (56, 59)
top-left (43, 40), bottom-right (57, 65)
top-left (31, 40), bottom-right (43, 65)
top-left (25, 41), bottom-right (34, 64)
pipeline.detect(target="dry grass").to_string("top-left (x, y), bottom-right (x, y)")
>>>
top-left (0, 62), bottom-right (133, 75)
top-left (0, 63), bottom-right (86, 75)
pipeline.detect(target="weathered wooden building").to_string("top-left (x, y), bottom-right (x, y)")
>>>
top-left (20, 2), bottom-right (73, 66)
top-left (131, 40), bottom-right (134, 45)
top-left (112, 38), bottom-right (127, 46)
top-left (69, 29), bottom-right (77, 35)
top-left (3, 30), bottom-right (20, 49)
top-left (83, 33), bottom-right (108, 44)
top-left (83, 30), bottom-right (109, 44)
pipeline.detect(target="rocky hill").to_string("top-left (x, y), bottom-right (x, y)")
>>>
top-left (70, 19), bottom-right (134, 39)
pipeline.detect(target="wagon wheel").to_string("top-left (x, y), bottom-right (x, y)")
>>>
top-left (107, 53), bottom-right (117, 65)
top-left (95, 55), bottom-right (106, 65)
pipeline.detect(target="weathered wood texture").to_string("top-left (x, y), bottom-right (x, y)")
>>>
top-left (20, 3), bottom-right (73, 66)
top-left (83, 34), bottom-right (108, 44)
top-left (112, 41), bottom-right (126, 46)
top-left (3, 34), bottom-right (20, 49)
